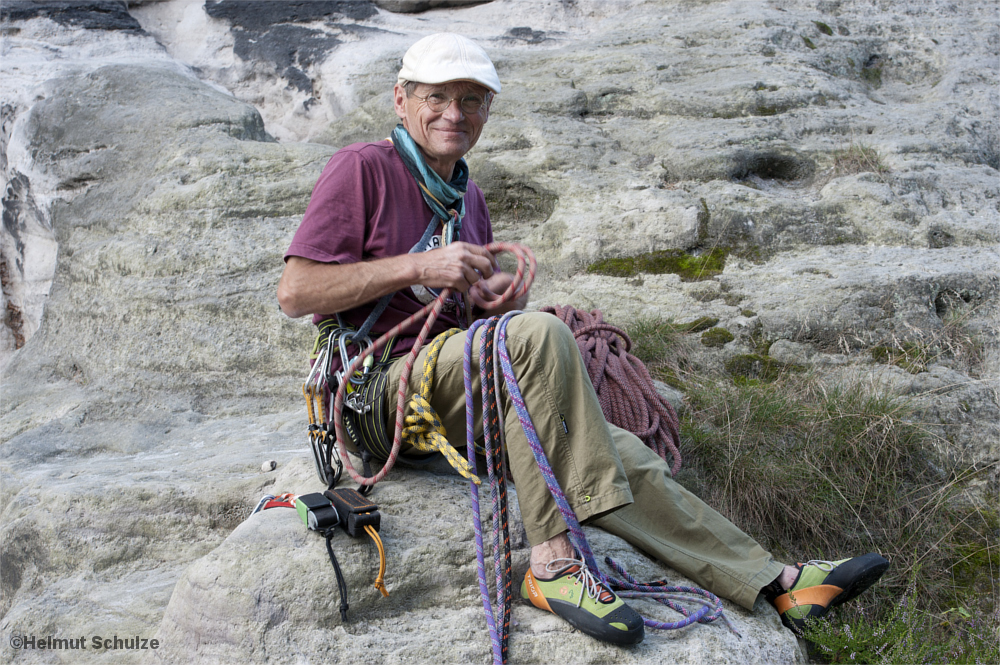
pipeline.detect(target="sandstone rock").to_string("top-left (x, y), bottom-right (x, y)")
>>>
top-left (1, 0), bottom-right (997, 662)
top-left (154, 457), bottom-right (803, 664)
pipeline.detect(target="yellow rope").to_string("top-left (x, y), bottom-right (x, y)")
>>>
top-left (403, 329), bottom-right (481, 485)
top-left (364, 523), bottom-right (389, 597)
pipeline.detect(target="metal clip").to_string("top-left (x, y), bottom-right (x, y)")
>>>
top-left (338, 333), bottom-right (374, 386)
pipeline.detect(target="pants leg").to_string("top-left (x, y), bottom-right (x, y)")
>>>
top-left (593, 426), bottom-right (785, 610)
top-left (383, 312), bottom-right (782, 610)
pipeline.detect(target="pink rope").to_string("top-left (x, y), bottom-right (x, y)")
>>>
top-left (538, 306), bottom-right (682, 475)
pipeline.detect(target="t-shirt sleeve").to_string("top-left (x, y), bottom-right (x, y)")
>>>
top-left (284, 149), bottom-right (369, 265)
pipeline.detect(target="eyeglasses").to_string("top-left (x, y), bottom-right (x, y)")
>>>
top-left (412, 90), bottom-right (490, 115)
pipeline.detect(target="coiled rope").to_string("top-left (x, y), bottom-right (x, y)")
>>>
top-left (539, 305), bottom-right (682, 475)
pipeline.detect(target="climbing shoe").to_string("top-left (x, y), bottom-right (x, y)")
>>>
top-left (521, 557), bottom-right (644, 645)
top-left (770, 553), bottom-right (889, 634)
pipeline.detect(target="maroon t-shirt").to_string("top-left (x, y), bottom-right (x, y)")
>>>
top-left (285, 140), bottom-right (493, 366)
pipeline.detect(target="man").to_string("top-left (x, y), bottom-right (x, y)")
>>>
top-left (277, 33), bottom-right (888, 645)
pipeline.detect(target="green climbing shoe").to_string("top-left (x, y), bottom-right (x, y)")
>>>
top-left (773, 553), bottom-right (889, 634)
top-left (521, 557), bottom-right (644, 645)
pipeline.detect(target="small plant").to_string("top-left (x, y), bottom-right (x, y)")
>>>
top-left (833, 143), bottom-right (890, 177)
top-left (805, 573), bottom-right (1000, 664)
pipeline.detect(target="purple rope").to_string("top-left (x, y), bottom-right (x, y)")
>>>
top-left (479, 316), bottom-right (512, 662)
top-left (464, 319), bottom-right (506, 665)
top-left (495, 314), bottom-right (738, 635)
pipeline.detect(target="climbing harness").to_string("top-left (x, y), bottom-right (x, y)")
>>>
top-left (252, 489), bottom-right (388, 621)
top-left (540, 305), bottom-right (682, 474)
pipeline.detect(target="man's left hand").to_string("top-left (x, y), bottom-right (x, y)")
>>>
top-left (469, 271), bottom-right (529, 313)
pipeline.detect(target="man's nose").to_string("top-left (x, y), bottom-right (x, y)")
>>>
top-left (441, 98), bottom-right (465, 121)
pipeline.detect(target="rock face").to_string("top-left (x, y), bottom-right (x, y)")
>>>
top-left (0, 0), bottom-right (996, 663)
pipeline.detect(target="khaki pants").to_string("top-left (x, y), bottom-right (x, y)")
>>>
top-left (383, 312), bottom-right (784, 610)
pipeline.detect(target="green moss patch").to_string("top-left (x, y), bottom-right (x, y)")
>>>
top-left (701, 327), bottom-right (734, 348)
top-left (587, 248), bottom-right (728, 281)
top-left (724, 353), bottom-right (802, 382)
top-left (675, 316), bottom-right (719, 333)
top-left (813, 20), bottom-right (834, 35)
top-left (872, 344), bottom-right (927, 374)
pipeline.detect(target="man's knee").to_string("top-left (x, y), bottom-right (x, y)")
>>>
top-left (503, 311), bottom-right (573, 351)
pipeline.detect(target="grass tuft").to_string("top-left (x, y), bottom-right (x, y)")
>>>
top-left (870, 302), bottom-right (985, 378)
top-left (833, 143), bottom-right (890, 177)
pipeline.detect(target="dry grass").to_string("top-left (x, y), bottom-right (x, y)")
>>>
top-left (833, 142), bottom-right (890, 177)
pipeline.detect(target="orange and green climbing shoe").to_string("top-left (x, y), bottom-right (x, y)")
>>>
top-left (521, 557), bottom-right (644, 645)
top-left (771, 553), bottom-right (889, 634)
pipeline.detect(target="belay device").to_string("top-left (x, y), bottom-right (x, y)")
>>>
top-left (253, 487), bottom-right (388, 622)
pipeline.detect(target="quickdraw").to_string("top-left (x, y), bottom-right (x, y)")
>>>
top-left (305, 319), bottom-right (396, 489)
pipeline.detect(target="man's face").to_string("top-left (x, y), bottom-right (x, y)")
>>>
top-left (393, 81), bottom-right (492, 177)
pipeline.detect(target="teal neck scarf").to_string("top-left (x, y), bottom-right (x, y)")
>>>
top-left (390, 124), bottom-right (468, 243)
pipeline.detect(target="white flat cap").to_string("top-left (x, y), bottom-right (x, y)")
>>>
top-left (397, 33), bottom-right (501, 94)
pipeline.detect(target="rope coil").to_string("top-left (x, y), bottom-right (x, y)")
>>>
top-left (539, 306), bottom-right (682, 475)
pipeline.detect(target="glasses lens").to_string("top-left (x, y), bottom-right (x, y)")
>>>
top-left (459, 95), bottom-right (485, 114)
top-left (425, 93), bottom-right (449, 112)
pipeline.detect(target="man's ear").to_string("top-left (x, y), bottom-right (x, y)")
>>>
top-left (393, 84), bottom-right (408, 121)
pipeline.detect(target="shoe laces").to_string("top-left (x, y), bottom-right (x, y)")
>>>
top-left (544, 557), bottom-right (615, 608)
top-left (800, 559), bottom-right (836, 572)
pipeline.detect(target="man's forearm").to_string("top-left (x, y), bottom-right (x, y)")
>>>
top-left (279, 242), bottom-right (500, 319)
top-left (278, 255), bottom-right (419, 319)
